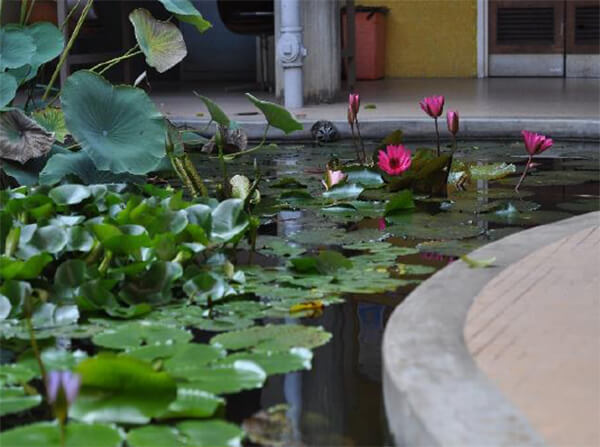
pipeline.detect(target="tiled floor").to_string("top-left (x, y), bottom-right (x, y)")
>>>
top-left (150, 78), bottom-right (600, 122)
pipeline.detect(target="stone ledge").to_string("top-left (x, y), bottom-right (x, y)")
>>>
top-left (381, 212), bottom-right (600, 447)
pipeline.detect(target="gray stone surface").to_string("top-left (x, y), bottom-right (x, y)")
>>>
top-left (381, 212), bottom-right (600, 447)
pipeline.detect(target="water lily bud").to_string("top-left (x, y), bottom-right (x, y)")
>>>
top-left (419, 95), bottom-right (445, 118)
top-left (447, 110), bottom-right (459, 135)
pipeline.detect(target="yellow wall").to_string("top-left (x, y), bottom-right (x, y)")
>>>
top-left (360, 0), bottom-right (478, 77)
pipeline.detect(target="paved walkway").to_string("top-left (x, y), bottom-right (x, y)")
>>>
top-left (152, 78), bottom-right (600, 122)
top-left (465, 226), bottom-right (600, 447)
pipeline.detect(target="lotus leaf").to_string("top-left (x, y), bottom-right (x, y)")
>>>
top-left (0, 28), bottom-right (35, 71)
top-left (157, 0), bottom-right (212, 33)
top-left (0, 73), bottom-right (18, 109)
top-left (61, 71), bottom-right (166, 174)
top-left (32, 107), bottom-right (68, 143)
top-left (245, 93), bottom-right (303, 134)
top-left (193, 92), bottom-right (230, 127)
top-left (130, 8), bottom-right (187, 73)
top-left (0, 109), bottom-right (54, 163)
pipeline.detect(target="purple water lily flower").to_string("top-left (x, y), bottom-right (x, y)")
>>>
top-left (46, 371), bottom-right (81, 405)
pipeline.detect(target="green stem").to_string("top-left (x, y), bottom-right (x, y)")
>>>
top-left (24, 0), bottom-right (36, 24)
top-left (4, 226), bottom-right (21, 257)
top-left (42, 0), bottom-right (94, 101)
top-left (355, 118), bottom-right (366, 163)
top-left (90, 47), bottom-right (141, 74)
top-left (349, 122), bottom-right (360, 161)
top-left (224, 125), bottom-right (270, 160)
top-left (515, 155), bottom-right (532, 192)
top-left (434, 118), bottom-right (440, 156)
top-left (60, 0), bottom-right (81, 30)
top-left (20, 0), bottom-right (28, 24)
top-left (98, 249), bottom-right (112, 275)
top-left (0, 0), bottom-right (4, 22)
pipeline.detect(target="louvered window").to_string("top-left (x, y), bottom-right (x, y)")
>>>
top-left (575, 6), bottom-right (599, 43)
top-left (497, 7), bottom-right (555, 44)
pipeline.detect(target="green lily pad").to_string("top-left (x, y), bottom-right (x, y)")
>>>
top-left (345, 168), bottom-right (384, 188)
top-left (384, 189), bottom-right (415, 215)
top-left (217, 347), bottom-right (312, 375)
top-left (158, 385), bottom-right (224, 419)
top-left (245, 93), bottom-right (303, 134)
top-left (71, 353), bottom-right (177, 424)
top-left (0, 386), bottom-right (42, 416)
top-left (92, 321), bottom-right (192, 350)
top-left (127, 420), bottom-right (243, 447)
top-left (61, 70), bottom-right (166, 174)
top-left (0, 422), bottom-right (122, 447)
top-left (210, 324), bottom-right (332, 352)
top-left (469, 162), bottom-right (516, 180)
top-left (0, 363), bottom-right (36, 386)
top-left (176, 360), bottom-right (266, 394)
top-left (322, 183), bottom-right (364, 201)
top-left (130, 8), bottom-right (187, 73)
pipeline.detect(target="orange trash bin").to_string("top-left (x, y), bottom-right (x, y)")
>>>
top-left (342, 6), bottom-right (388, 80)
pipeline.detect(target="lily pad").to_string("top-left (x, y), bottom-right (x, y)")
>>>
top-left (127, 420), bottom-right (244, 447)
top-left (384, 189), bottom-right (415, 215)
top-left (92, 321), bottom-right (192, 350)
top-left (217, 347), bottom-right (312, 375)
top-left (71, 353), bottom-right (177, 424)
top-left (0, 422), bottom-right (122, 447)
top-left (61, 70), bottom-right (166, 174)
top-left (0, 387), bottom-right (42, 416)
top-left (322, 183), bottom-right (364, 201)
top-left (176, 360), bottom-right (266, 394)
top-left (158, 385), bottom-right (224, 419)
top-left (210, 324), bottom-right (332, 352)
top-left (0, 109), bottom-right (54, 163)
top-left (130, 8), bottom-right (187, 73)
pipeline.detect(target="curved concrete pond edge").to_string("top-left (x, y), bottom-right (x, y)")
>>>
top-left (382, 211), bottom-right (600, 447)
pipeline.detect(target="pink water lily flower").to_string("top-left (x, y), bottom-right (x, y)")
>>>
top-left (322, 169), bottom-right (347, 190)
top-left (515, 130), bottom-right (554, 192)
top-left (349, 93), bottom-right (360, 116)
top-left (521, 130), bottom-right (553, 156)
top-left (378, 145), bottom-right (412, 176)
top-left (447, 109), bottom-right (459, 135)
top-left (419, 95), bottom-right (444, 118)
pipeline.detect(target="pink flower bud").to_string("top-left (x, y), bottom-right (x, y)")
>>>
top-left (447, 109), bottom-right (459, 135)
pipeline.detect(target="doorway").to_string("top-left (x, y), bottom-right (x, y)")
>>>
top-left (488, 0), bottom-right (599, 77)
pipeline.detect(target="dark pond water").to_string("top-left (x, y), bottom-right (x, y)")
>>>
top-left (187, 139), bottom-right (599, 446)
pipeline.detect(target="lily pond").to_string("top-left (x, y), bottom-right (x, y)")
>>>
top-left (1, 137), bottom-right (599, 447)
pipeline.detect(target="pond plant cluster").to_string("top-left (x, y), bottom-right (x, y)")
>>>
top-left (1, 2), bottom-right (600, 446)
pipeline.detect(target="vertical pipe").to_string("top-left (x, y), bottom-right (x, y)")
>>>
top-left (278, 0), bottom-right (305, 108)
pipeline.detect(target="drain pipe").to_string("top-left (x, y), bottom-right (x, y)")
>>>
top-left (278, 0), bottom-right (306, 109)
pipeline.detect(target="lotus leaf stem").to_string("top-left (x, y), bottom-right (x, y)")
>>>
top-left (43, 0), bottom-right (94, 101)
top-left (225, 125), bottom-right (271, 160)
top-left (20, 0), bottom-right (28, 24)
top-left (60, 0), bottom-right (81, 30)
top-left (24, 0), bottom-right (36, 24)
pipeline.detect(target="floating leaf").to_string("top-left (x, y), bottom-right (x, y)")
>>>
top-left (193, 92), bottom-right (230, 127)
top-left (322, 183), bottom-right (364, 200)
top-left (0, 387), bottom-right (42, 416)
top-left (175, 360), bottom-right (266, 394)
top-left (0, 363), bottom-right (36, 386)
top-left (91, 321), bottom-right (192, 350)
top-left (245, 93), bottom-right (303, 134)
top-left (158, 385), bottom-right (224, 419)
top-left (127, 420), bottom-right (243, 447)
top-left (460, 255), bottom-right (496, 269)
top-left (218, 347), bottom-right (312, 375)
top-left (61, 70), bottom-right (166, 174)
top-left (157, 0), bottom-right (212, 32)
top-left (211, 324), bottom-right (332, 352)
top-left (0, 422), bottom-right (122, 447)
top-left (70, 353), bottom-right (177, 424)
top-left (469, 162), bottom-right (516, 180)
top-left (130, 8), bottom-right (187, 73)
top-left (0, 109), bottom-right (54, 163)
top-left (32, 107), bottom-right (68, 143)
top-left (345, 168), bottom-right (384, 188)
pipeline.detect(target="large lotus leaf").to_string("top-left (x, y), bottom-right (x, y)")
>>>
top-left (193, 92), bottom-right (230, 127)
top-left (211, 198), bottom-right (249, 243)
top-left (32, 107), bottom-right (68, 143)
top-left (0, 109), bottom-right (54, 163)
top-left (39, 149), bottom-right (144, 185)
top-left (11, 22), bottom-right (64, 83)
top-left (0, 73), bottom-right (18, 109)
top-left (0, 28), bottom-right (35, 71)
top-left (0, 422), bottom-right (122, 447)
top-left (156, 0), bottom-right (212, 32)
top-left (175, 360), bottom-right (266, 394)
top-left (0, 386), bottom-right (42, 416)
top-left (61, 71), bottom-right (166, 174)
top-left (245, 93), bottom-right (303, 134)
top-left (92, 321), bottom-right (192, 350)
top-left (130, 8), bottom-right (187, 73)
top-left (210, 324), bottom-right (332, 352)
top-left (127, 420), bottom-right (243, 447)
top-left (217, 347), bottom-right (312, 375)
top-left (70, 353), bottom-right (177, 424)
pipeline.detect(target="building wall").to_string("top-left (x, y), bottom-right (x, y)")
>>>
top-left (360, 0), bottom-right (478, 78)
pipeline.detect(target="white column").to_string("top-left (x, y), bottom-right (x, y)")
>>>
top-left (278, 0), bottom-right (306, 108)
